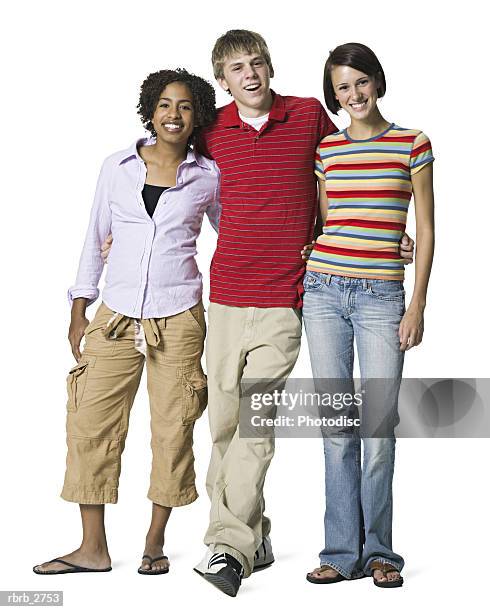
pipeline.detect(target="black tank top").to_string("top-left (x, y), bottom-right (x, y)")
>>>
top-left (142, 184), bottom-right (170, 218)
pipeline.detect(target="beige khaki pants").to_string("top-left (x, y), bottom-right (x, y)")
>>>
top-left (61, 302), bottom-right (207, 507)
top-left (204, 303), bottom-right (302, 576)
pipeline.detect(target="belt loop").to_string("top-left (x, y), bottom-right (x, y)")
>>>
top-left (134, 319), bottom-right (147, 356)
top-left (149, 319), bottom-right (161, 346)
top-left (362, 278), bottom-right (367, 290)
top-left (104, 313), bottom-right (128, 339)
top-left (326, 274), bottom-right (332, 286)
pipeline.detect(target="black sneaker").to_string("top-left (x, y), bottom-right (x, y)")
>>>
top-left (195, 538), bottom-right (274, 577)
top-left (253, 535), bottom-right (275, 572)
top-left (202, 552), bottom-right (244, 597)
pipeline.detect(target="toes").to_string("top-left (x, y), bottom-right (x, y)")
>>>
top-left (374, 570), bottom-right (387, 582)
top-left (140, 557), bottom-right (169, 573)
top-left (38, 562), bottom-right (56, 572)
top-left (35, 561), bottom-right (62, 573)
top-left (309, 567), bottom-right (337, 579)
top-left (308, 569), bottom-right (322, 578)
top-left (155, 560), bottom-right (169, 572)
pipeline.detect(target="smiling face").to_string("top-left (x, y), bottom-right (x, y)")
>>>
top-left (151, 81), bottom-right (195, 145)
top-left (218, 52), bottom-right (272, 117)
top-left (331, 65), bottom-right (380, 121)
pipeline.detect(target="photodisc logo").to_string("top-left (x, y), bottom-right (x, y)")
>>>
top-left (240, 378), bottom-right (489, 438)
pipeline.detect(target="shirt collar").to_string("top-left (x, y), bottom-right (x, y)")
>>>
top-left (117, 137), bottom-right (209, 169)
top-left (221, 90), bottom-right (287, 128)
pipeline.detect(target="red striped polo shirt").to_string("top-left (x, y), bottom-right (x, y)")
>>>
top-left (201, 92), bottom-right (336, 308)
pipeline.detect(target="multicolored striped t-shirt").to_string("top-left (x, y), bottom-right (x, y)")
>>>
top-left (307, 123), bottom-right (434, 280)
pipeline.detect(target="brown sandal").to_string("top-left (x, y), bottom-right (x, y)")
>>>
top-left (306, 564), bottom-right (346, 584)
top-left (370, 561), bottom-right (403, 588)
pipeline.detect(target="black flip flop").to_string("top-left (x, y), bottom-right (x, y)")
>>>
top-left (138, 555), bottom-right (169, 575)
top-left (33, 559), bottom-right (112, 575)
top-left (306, 565), bottom-right (346, 584)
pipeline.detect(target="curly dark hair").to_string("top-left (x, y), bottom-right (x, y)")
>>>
top-left (137, 68), bottom-right (216, 144)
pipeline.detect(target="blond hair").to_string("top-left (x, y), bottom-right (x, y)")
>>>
top-left (211, 29), bottom-right (274, 80)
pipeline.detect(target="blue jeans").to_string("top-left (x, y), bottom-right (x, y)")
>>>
top-left (302, 271), bottom-right (405, 578)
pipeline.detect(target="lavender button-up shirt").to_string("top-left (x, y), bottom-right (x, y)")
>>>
top-left (68, 138), bottom-right (220, 318)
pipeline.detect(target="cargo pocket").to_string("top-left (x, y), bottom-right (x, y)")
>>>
top-left (182, 369), bottom-right (208, 424)
top-left (66, 358), bottom-right (94, 413)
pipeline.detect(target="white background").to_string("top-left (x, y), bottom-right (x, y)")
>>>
top-left (1, 0), bottom-right (488, 610)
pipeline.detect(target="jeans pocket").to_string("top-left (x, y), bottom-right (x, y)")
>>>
top-left (182, 368), bottom-right (208, 424)
top-left (303, 271), bottom-right (323, 291)
top-left (368, 281), bottom-right (405, 302)
top-left (66, 358), bottom-right (95, 412)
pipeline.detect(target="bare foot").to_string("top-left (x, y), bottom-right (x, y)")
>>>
top-left (33, 547), bottom-right (111, 574)
top-left (373, 568), bottom-right (401, 583)
top-left (306, 565), bottom-right (345, 583)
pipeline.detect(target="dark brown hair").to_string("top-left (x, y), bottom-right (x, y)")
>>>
top-left (323, 43), bottom-right (386, 114)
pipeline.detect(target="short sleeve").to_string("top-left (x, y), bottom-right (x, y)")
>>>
top-left (317, 101), bottom-right (338, 141)
top-left (410, 132), bottom-right (434, 175)
top-left (195, 129), bottom-right (212, 159)
top-left (315, 144), bottom-right (326, 181)
top-left (205, 160), bottom-right (221, 233)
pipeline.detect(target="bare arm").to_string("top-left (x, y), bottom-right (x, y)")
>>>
top-left (399, 163), bottom-right (435, 350)
top-left (69, 298), bottom-right (89, 361)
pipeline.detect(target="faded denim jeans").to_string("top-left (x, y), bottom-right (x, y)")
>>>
top-left (303, 271), bottom-right (405, 578)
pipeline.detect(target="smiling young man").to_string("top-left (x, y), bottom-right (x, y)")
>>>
top-left (189, 30), bottom-right (335, 597)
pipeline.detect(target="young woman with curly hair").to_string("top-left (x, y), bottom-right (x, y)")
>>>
top-left (33, 69), bottom-right (220, 576)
